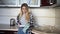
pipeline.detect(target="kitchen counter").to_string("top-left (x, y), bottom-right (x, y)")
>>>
top-left (0, 24), bottom-right (18, 31)
top-left (0, 24), bottom-right (18, 34)
top-left (0, 24), bottom-right (60, 34)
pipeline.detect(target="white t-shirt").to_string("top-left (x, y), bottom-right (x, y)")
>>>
top-left (19, 14), bottom-right (27, 27)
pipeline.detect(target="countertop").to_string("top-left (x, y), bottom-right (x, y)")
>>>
top-left (0, 24), bottom-right (59, 34)
top-left (0, 24), bottom-right (18, 31)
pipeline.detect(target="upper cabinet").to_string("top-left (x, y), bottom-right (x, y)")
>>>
top-left (0, 0), bottom-right (57, 8)
top-left (0, 0), bottom-right (40, 7)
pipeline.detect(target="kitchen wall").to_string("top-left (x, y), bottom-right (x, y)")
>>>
top-left (0, 8), bottom-right (20, 24)
top-left (0, 7), bottom-right (60, 28)
top-left (55, 8), bottom-right (60, 29)
top-left (0, 8), bottom-right (56, 26)
top-left (0, 0), bottom-right (60, 27)
top-left (57, 0), bottom-right (60, 5)
top-left (31, 8), bottom-right (55, 26)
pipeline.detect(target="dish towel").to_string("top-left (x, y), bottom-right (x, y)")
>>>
top-left (22, 23), bottom-right (30, 33)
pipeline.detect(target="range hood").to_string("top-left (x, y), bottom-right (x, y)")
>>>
top-left (41, 0), bottom-right (60, 8)
top-left (50, 0), bottom-right (60, 8)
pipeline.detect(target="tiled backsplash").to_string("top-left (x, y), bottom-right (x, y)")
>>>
top-left (0, 8), bottom-right (60, 28)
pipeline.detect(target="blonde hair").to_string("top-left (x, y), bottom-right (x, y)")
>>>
top-left (19, 3), bottom-right (30, 22)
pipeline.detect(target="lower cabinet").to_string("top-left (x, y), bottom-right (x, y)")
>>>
top-left (0, 31), bottom-right (17, 34)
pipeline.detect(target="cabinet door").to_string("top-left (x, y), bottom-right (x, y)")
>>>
top-left (0, 32), bottom-right (5, 34)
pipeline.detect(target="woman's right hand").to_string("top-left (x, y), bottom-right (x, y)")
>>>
top-left (17, 23), bottom-right (20, 27)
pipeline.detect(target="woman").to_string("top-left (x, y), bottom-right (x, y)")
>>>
top-left (17, 3), bottom-right (34, 34)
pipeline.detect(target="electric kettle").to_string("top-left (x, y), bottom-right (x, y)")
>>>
top-left (10, 18), bottom-right (15, 26)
